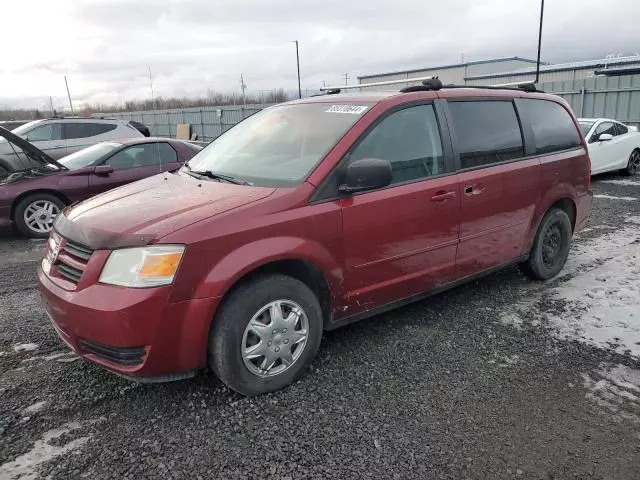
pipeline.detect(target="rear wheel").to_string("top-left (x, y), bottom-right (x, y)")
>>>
top-left (14, 193), bottom-right (65, 238)
top-left (622, 149), bottom-right (640, 176)
top-left (519, 208), bottom-right (572, 281)
top-left (209, 274), bottom-right (323, 396)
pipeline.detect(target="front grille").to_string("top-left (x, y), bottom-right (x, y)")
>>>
top-left (57, 264), bottom-right (83, 283)
top-left (79, 339), bottom-right (146, 366)
top-left (65, 241), bottom-right (93, 261)
top-left (45, 233), bottom-right (94, 286)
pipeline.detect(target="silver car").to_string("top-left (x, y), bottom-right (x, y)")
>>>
top-left (0, 118), bottom-right (143, 175)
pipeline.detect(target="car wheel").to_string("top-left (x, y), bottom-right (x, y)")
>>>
top-left (14, 193), bottom-right (65, 238)
top-left (209, 274), bottom-right (323, 396)
top-left (519, 208), bottom-right (572, 281)
top-left (622, 149), bottom-right (640, 176)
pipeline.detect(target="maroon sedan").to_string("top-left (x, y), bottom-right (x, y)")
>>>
top-left (0, 127), bottom-right (200, 237)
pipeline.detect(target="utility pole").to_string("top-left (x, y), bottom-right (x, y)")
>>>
top-left (240, 74), bottom-right (247, 106)
top-left (64, 76), bottom-right (74, 114)
top-left (294, 40), bottom-right (302, 99)
top-left (49, 96), bottom-right (55, 116)
top-left (343, 73), bottom-right (349, 86)
top-left (148, 66), bottom-right (155, 109)
top-left (535, 0), bottom-right (545, 84)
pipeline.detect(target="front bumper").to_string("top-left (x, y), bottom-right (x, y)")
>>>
top-left (38, 266), bottom-right (220, 378)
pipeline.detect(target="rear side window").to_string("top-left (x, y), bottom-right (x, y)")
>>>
top-left (615, 123), bottom-right (628, 135)
top-left (448, 101), bottom-right (524, 169)
top-left (23, 123), bottom-right (62, 142)
top-left (63, 122), bottom-right (117, 139)
top-left (518, 99), bottom-right (582, 154)
top-left (349, 104), bottom-right (444, 185)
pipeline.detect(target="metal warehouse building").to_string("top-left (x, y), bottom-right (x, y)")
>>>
top-left (358, 54), bottom-right (640, 89)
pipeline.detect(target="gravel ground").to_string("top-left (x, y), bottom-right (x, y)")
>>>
top-left (1, 174), bottom-right (640, 480)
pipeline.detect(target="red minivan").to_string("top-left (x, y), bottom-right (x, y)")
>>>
top-left (38, 81), bottom-right (592, 395)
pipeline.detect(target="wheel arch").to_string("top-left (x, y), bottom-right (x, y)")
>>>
top-left (11, 189), bottom-right (71, 221)
top-left (524, 191), bottom-right (577, 254)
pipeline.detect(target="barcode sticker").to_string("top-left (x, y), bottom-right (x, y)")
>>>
top-left (326, 105), bottom-right (369, 114)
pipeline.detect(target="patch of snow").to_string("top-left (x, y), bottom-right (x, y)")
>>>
top-left (599, 179), bottom-right (640, 187)
top-left (626, 216), bottom-right (640, 225)
top-left (23, 401), bottom-right (47, 414)
top-left (593, 194), bottom-right (637, 201)
top-left (0, 422), bottom-right (91, 480)
top-left (581, 363), bottom-right (640, 423)
top-left (13, 343), bottom-right (38, 353)
top-left (502, 226), bottom-right (640, 358)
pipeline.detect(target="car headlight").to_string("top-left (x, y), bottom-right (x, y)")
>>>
top-left (99, 245), bottom-right (185, 288)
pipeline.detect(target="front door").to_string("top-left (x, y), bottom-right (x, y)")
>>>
top-left (22, 122), bottom-right (67, 159)
top-left (88, 142), bottom-right (180, 195)
top-left (588, 121), bottom-right (619, 174)
top-left (446, 100), bottom-right (540, 278)
top-left (340, 104), bottom-right (460, 317)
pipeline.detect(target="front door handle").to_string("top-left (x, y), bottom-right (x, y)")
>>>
top-left (430, 191), bottom-right (456, 202)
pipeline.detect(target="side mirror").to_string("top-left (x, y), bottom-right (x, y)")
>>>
top-left (93, 165), bottom-right (114, 176)
top-left (598, 133), bottom-right (613, 142)
top-left (338, 157), bottom-right (392, 194)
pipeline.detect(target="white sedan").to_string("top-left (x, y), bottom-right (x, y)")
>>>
top-left (578, 118), bottom-right (640, 176)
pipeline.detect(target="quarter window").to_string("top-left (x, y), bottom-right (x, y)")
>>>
top-left (448, 101), bottom-right (524, 169)
top-left (517, 99), bottom-right (582, 153)
top-left (349, 105), bottom-right (444, 185)
top-left (615, 123), bottom-right (628, 136)
top-left (63, 122), bottom-right (117, 140)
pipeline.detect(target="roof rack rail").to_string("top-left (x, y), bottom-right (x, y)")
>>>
top-left (319, 76), bottom-right (542, 94)
top-left (320, 76), bottom-right (439, 92)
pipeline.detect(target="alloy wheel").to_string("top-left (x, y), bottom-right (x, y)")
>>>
top-left (23, 200), bottom-right (60, 234)
top-left (629, 151), bottom-right (640, 175)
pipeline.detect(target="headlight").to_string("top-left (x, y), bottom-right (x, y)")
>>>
top-left (99, 245), bottom-right (185, 288)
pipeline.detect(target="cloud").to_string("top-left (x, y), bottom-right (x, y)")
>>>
top-left (2, 0), bottom-right (639, 108)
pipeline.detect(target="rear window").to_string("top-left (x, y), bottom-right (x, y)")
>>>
top-left (615, 123), bottom-right (628, 135)
top-left (448, 101), bottom-right (524, 169)
top-left (518, 99), bottom-right (582, 154)
top-left (63, 122), bottom-right (117, 140)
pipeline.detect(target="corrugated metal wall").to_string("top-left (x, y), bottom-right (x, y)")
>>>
top-left (540, 74), bottom-right (640, 128)
top-left (97, 74), bottom-right (640, 140)
top-left (95, 104), bottom-right (273, 142)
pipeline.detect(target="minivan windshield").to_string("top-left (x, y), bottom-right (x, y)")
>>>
top-left (59, 142), bottom-right (122, 169)
top-left (578, 121), bottom-right (595, 137)
top-left (184, 103), bottom-right (372, 187)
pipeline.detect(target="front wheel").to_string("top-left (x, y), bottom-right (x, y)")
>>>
top-left (14, 193), bottom-right (65, 238)
top-left (209, 274), bottom-right (323, 396)
top-left (519, 208), bottom-right (572, 281)
top-left (622, 149), bottom-right (640, 176)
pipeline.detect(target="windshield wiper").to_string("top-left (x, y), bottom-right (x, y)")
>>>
top-left (184, 163), bottom-right (251, 185)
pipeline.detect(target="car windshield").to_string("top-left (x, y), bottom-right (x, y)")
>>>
top-left (578, 121), bottom-right (595, 137)
top-left (59, 142), bottom-right (122, 169)
top-left (10, 120), bottom-right (44, 136)
top-left (184, 103), bottom-right (372, 187)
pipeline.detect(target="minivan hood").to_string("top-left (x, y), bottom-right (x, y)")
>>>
top-left (0, 126), bottom-right (67, 170)
top-left (55, 172), bottom-right (275, 249)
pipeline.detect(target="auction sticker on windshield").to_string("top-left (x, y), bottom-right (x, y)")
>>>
top-left (326, 105), bottom-right (369, 114)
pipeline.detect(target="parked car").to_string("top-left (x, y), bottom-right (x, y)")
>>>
top-left (38, 83), bottom-right (592, 396)
top-left (578, 118), bottom-right (640, 176)
top-left (0, 128), bottom-right (200, 237)
top-left (0, 118), bottom-right (143, 176)
top-left (0, 120), bottom-right (29, 131)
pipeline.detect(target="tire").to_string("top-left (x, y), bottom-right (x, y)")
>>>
top-left (519, 208), bottom-right (572, 281)
top-left (209, 274), bottom-right (323, 396)
top-left (14, 193), bottom-right (65, 238)
top-left (622, 149), bottom-right (640, 176)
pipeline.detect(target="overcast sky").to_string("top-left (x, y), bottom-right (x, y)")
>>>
top-left (1, 0), bottom-right (639, 110)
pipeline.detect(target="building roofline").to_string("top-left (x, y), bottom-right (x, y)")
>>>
top-left (358, 56), bottom-right (539, 80)
top-left (465, 55), bottom-right (640, 80)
